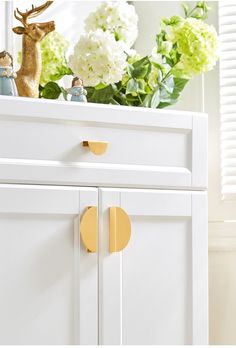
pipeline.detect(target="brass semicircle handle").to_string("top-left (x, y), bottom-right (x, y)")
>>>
top-left (80, 206), bottom-right (97, 253)
top-left (109, 207), bottom-right (131, 253)
top-left (82, 141), bottom-right (108, 155)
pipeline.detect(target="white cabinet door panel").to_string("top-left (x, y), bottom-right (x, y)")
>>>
top-left (98, 189), bottom-right (208, 345)
top-left (0, 185), bottom-right (98, 345)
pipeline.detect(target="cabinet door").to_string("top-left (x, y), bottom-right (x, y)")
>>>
top-left (99, 189), bottom-right (208, 345)
top-left (0, 185), bottom-right (98, 345)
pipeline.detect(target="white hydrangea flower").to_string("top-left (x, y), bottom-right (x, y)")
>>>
top-left (85, 1), bottom-right (138, 48)
top-left (68, 29), bottom-right (127, 87)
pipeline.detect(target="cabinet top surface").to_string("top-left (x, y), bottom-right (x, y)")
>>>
top-left (0, 96), bottom-right (207, 126)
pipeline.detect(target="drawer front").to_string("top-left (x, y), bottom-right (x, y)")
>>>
top-left (0, 103), bottom-right (207, 189)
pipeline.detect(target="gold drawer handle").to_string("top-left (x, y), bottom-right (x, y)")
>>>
top-left (109, 207), bottom-right (131, 253)
top-left (80, 206), bottom-right (97, 253)
top-left (82, 141), bottom-right (108, 155)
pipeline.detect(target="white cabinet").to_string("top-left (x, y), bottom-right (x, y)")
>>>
top-left (0, 185), bottom-right (98, 345)
top-left (98, 189), bottom-right (208, 345)
top-left (0, 96), bottom-right (208, 345)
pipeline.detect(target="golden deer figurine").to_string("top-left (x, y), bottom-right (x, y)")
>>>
top-left (13, 1), bottom-right (55, 98)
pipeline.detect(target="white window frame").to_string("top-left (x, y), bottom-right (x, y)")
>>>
top-left (208, 1), bottom-right (236, 223)
top-left (0, 1), bottom-right (13, 52)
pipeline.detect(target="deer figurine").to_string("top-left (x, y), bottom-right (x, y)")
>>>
top-left (13, 1), bottom-right (55, 98)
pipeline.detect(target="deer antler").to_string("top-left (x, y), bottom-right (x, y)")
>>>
top-left (14, 8), bottom-right (28, 27)
top-left (14, 1), bottom-right (53, 27)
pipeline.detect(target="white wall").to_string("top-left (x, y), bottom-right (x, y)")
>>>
top-left (209, 222), bottom-right (236, 344)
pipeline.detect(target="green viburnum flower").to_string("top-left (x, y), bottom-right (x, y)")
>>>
top-left (40, 31), bottom-right (72, 85)
top-left (170, 17), bottom-right (218, 78)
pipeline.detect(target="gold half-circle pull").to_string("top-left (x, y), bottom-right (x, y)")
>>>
top-left (80, 206), bottom-right (97, 253)
top-left (109, 207), bottom-right (131, 253)
top-left (82, 141), bottom-right (108, 155)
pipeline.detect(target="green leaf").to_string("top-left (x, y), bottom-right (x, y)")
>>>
top-left (169, 48), bottom-right (181, 65)
top-left (171, 77), bottom-right (188, 98)
top-left (132, 65), bottom-right (150, 79)
top-left (157, 69), bottom-right (163, 83)
top-left (51, 66), bottom-right (73, 82)
top-left (110, 98), bottom-right (120, 105)
top-left (151, 89), bottom-right (160, 108)
top-left (142, 94), bottom-right (152, 107)
top-left (145, 84), bottom-right (152, 94)
top-left (159, 77), bottom-right (189, 108)
top-left (161, 17), bottom-right (170, 26)
top-left (191, 8), bottom-right (205, 19)
top-left (156, 30), bottom-right (166, 50)
top-left (41, 82), bottom-right (62, 99)
top-left (126, 78), bottom-right (139, 94)
top-left (133, 56), bottom-right (150, 69)
top-left (165, 56), bottom-right (175, 68)
top-left (39, 84), bottom-right (44, 97)
top-left (61, 86), bottom-right (68, 101)
top-left (187, 1), bottom-right (210, 20)
top-left (127, 65), bottom-right (134, 77)
top-left (87, 84), bottom-right (117, 104)
top-left (150, 63), bottom-right (165, 82)
top-left (169, 16), bottom-right (182, 26)
top-left (182, 3), bottom-right (189, 17)
top-left (160, 75), bottom-right (174, 94)
top-left (128, 56), bottom-right (152, 80)
top-left (115, 92), bottom-right (129, 106)
top-left (137, 80), bottom-right (147, 94)
top-left (126, 78), bottom-right (147, 95)
top-left (197, 1), bottom-right (211, 11)
top-left (95, 83), bottom-right (107, 90)
top-left (141, 89), bottom-right (160, 109)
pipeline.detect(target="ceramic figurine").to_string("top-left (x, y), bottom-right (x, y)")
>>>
top-left (13, 1), bottom-right (55, 98)
top-left (0, 51), bottom-right (18, 96)
top-left (67, 77), bottom-right (87, 102)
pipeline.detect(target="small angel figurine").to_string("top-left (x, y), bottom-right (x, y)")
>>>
top-left (0, 51), bottom-right (18, 96)
top-left (67, 77), bottom-right (87, 102)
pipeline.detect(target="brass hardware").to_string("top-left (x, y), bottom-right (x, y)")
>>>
top-left (82, 141), bottom-right (108, 155)
top-left (80, 206), bottom-right (97, 253)
top-left (109, 207), bottom-right (131, 253)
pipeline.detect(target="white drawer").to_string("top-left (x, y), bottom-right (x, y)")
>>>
top-left (0, 97), bottom-right (207, 189)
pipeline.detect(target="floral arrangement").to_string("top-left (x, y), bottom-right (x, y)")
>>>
top-left (39, 31), bottom-right (72, 99)
top-left (39, 1), bottom-right (218, 108)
